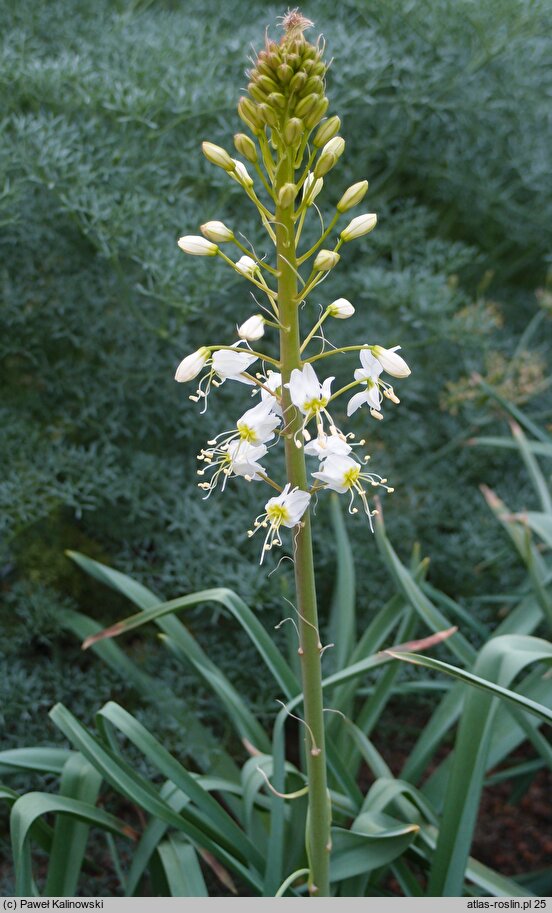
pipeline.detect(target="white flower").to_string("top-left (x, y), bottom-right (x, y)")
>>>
top-left (200, 221), bottom-right (234, 242)
top-left (371, 345), bottom-right (411, 378)
top-left (196, 400), bottom-right (279, 496)
top-left (198, 439), bottom-right (268, 497)
top-left (237, 399), bottom-right (280, 444)
top-left (304, 432), bottom-right (352, 459)
top-left (327, 298), bottom-right (355, 319)
top-left (175, 347), bottom-right (210, 382)
top-left (340, 213), bottom-right (377, 242)
top-left (226, 440), bottom-right (267, 479)
top-left (287, 363), bottom-right (337, 444)
top-left (347, 349), bottom-right (383, 418)
top-left (211, 348), bottom-right (258, 383)
top-left (178, 235), bottom-right (218, 256)
top-left (312, 454), bottom-right (392, 528)
top-left (288, 363), bottom-right (334, 417)
top-left (238, 314), bottom-right (265, 341)
top-left (235, 255), bottom-right (258, 278)
top-left (248, 483), bottom-right (311, 563)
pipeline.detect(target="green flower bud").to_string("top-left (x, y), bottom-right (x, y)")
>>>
top-left (248, 82), bottom-right (268, 104)
top-left (234, 133), bottom-right (258, 163)
top-left (238, 97), bottom-right (263, 132)
top-left (303, 96), bottom-right (329, 129)
top-left (256, 60), bottom-right (276, 79)
top-left (314, 150), bottom-right (337, 178)
top-left (277, 63), bottom-right (294, 84)
top-left (202, 142), bottom-right (235, 172)
top-left (294, 92), bottom-right (319, 118)
top-left (303, 75), bottom-right (324, 96)
top-left (337, 180), bottom-right (369, 213)
top-left (257, 74), bottom-right (280, 94)
top-left (267, 92), bottom-right (286, 110)
top-left (313, 249), bottom-right (340, 272)
top-left (284, 117), bottom-right (304, 145)
top-left (277, 182), bottom-right (298, 209)
top-left (289, 71), bottom-right (307, 93)
top-left (313, 115), bottom-right (341, 148)
top-left (258, 103), bottom-right (279, 128)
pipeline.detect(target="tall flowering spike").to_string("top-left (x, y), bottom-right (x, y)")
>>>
top-left (243, 11), bottom-right (329, 158)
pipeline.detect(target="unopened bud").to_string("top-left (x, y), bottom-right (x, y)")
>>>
top-left (238, 314), bottom-right (265, 341)
top-left (322, 136), bottom-right (345, 159)
top-left (340, 213), bottom-right (377, 241)
top-left (278, 182), bottom-right (298, 209)
top-left (327, 298), bottom-right (355, 319)
top-left (277, 63), bottom-right (294, 84)
top-left (313, 249), bottom-right (340, 272)
top-left (267, 92), bottom-right (286, 110)
top-left (303, 75), bottom-right (324, 96)
top-left (200, 221), bottom-right (234, 243)
top-left (202, 142), bottom-right (235, 172)
top-left (178, 235), bottom-right (218, 256)
top-left (258, 103), bottom-right (279, 128)
top-left (289, 71), bottom-right (307, 93)
top-left (234, 133), bottom-right (257, 163)
top-left (284, 117), bottom-right (304, 146)
top-left (235, 255), bottom-right (258, 278)
top-left (175, 347), bottom-right (210, 382)
top-left (371, 345), bottom-right (411, 378)
top-left (303, 96), bottom-right (329, 130)
top-left (294, 93), bottom-right (319, 119)
top-left (314, 151), bottom-right (337, 179)
top-left (231, 160), bottom-right (254, 188)
top-left (313, 115), bottom-right (341, 148)
top-left (337, 180), bottom-right (369, 213)
top-left (238, 97), bottom-right (263, 132)
top-left (248, 82), bottom-right (268, 104)
top-left (256, 74), bottom-right (279, 94)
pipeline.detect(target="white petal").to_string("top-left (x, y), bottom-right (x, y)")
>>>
top-left (347, 391), bottom-right (367, 416)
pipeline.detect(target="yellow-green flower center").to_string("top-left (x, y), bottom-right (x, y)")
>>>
top-left (238, 423), bottom-right (257, 443)
top-left (266, 504), bottom-right (290, 526)
top-left (342, 466), bottom-right (360, 488)
top-left (304, 396), bottom-right (328, 415)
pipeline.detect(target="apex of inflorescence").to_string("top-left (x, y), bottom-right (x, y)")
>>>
top-left (240, 9), bottom-right (328, 142)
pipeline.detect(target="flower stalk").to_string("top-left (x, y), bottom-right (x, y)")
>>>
top-left (276, 149), bottom-right (331, 897)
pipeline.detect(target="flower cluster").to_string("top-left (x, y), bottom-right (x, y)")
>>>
top-left (173, 12), bottom-right (411, 563)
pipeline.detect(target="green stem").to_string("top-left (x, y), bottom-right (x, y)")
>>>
top-left (308, 343), bottom-right (372, 364)
top-left (297, 213), bottom-right (340, 265)
top-left (275, 148), bottom-right (331, 897)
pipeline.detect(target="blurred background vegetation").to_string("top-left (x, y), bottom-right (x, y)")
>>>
top-left (1, 0), bottom-right (551, 891)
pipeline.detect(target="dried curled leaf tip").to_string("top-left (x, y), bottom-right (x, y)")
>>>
top-left (280, 8), bottom-right (314, 36)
